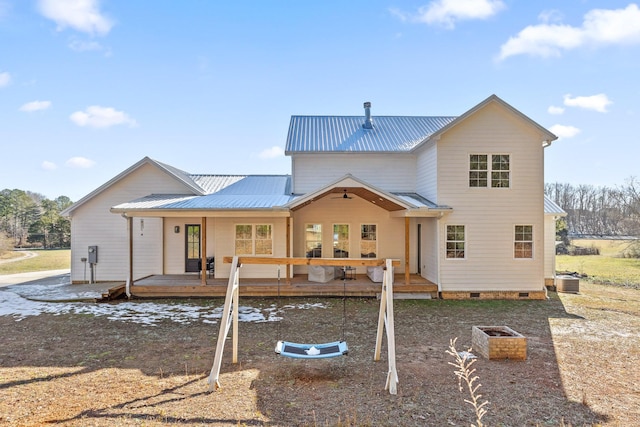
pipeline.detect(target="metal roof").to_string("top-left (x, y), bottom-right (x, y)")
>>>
top-left (544, 196), bottom-right (567, 216)
top-left (285, 116), bottom-right (457, 153)
top-left (189, 175), bottom-right (247, 194)
top-left (112, 176), bottom-right (294, 211)
top-left (391, 193), bottom-right (449, 210)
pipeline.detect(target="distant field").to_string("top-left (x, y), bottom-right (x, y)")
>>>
top-left (0, 249), bottom-right (70, 275)
top-left (558, 238), bottom-right (640, 288)
top-left (571, 238), bottom-right (638, 257)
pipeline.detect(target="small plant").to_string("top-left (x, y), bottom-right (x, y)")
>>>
top-left (446, 338), bottom-right (489, 427)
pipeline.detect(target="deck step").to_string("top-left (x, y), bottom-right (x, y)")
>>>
top-left (99, 284), bottom-right (127, 301)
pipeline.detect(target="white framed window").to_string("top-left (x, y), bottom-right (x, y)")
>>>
top-left (305, 223), bottom-right (322, 258)
top-left (333, 224), bottom-right (349, 258)
top-left (491, 154), bottom-right (510, 188)
top-left (469, 154), bottom-right (510, 188)
top-left (235, 224), bottom-right (273, 255)
top-left (446, 225), bottom-right (465, 259)
top-left (360, 224), bottom-right (377, 258)
top-left (469, 154), bottom-right (488, 187)
top-left (514, 225), bottom-right (533, 259)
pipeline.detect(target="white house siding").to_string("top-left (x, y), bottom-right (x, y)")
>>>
top-left (418, 218), bottom-right (439, 285)
top-left (213, 216), bottom-right (288, 279)
top-left (415, 141), bottom-right (438, 203)
top-left (544, 214), bottom-right (557, 281)
top-left (291, 196), bottom-right (406, 276)
top-left (291, 153), bottom-right (416, 194)
top-left (68, 163), bottom-right (196, 283)
top-left (435, 103), bottom-right (546, 292)
top-left (163, 216), bottom-right (214, 275)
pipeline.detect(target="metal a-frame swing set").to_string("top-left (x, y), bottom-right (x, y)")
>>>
top-left (207, 256), bottom-right (400, 395)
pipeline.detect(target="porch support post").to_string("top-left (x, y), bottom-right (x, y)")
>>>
top-left (405, 217), bottom-right (410, 286)
top-left (201, 217), bottom-right (207, 286)
top-left (286, 217), bottom-right (291, 285)
top-left (128, 216), bottom-right (133, 287)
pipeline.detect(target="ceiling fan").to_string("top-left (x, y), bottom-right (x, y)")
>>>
top-left (332, 189), bottom-right (353, 199)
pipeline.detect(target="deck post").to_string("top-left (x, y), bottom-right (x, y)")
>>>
top-left (201, 217), bottom-right (207, 286)
top-left (128, 216), bottom-right (133, 289)
top-left (405, 217), bottom-right (410, 286)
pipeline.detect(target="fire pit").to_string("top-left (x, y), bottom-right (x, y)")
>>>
top-left (472, 326), bottom-right (527, 360)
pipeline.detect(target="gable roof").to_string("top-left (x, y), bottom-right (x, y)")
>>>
top-left (111, 175), bottom-right (294, 213)
top-left (412, 94), bottom-right (558, 151)
top-left (285, 174), bottom-right (451, 216)
top-left (61, 157), bottom-right (206, 216)
top-left (285, 95), bottom-right (557, 156)
top-left (285, 116), bottom-right (457, 153)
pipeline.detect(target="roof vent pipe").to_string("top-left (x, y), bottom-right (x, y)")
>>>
top-left (363, 101), bottom-right (373, 129)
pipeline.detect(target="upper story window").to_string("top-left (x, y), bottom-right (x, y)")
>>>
top-left (235, 224), bottom-right (273, 255)
top-left (469, 154), bottom-right (510, 188)
top-left (446, 225), bottom-right (465, 259)
top-left (305, 223), bottom-right (322, 258)
top-left (360, 224), bottom-right (377, 258)
top-left (514, 225), bottom-right (533, 259)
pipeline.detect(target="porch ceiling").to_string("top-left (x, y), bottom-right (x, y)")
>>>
top-left (290, 187), bottom-right (406, 212)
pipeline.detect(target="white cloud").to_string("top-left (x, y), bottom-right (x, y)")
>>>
top-left (37, 0), bottom-right (113, 36)
top-left (549, 124), bottom-right (581, 139)
top-left (547, 105), bottom-right (565, 115)
top-left (259, 146), bottom-right (285, 160)
top-left (70, 106), bottom-right (137, 128)
top-left (392, 0), bottom-right (505, 29)
top-left (498, 4), bottom-right (640, 60)
top-left (65, 157), bottom-right (95, 169)
top-left (69, 39), bottom-right (103, 51)
top-left (41, 161), bottom-right (58, 171)
top-left (563, 93), bottom-right (612, 113)
top-left (19, 100), bottom-right (52, 112)
top-left (0, 71), bottom-right (10, 88)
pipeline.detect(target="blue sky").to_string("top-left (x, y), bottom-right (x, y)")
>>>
top-left (1, 0), bottom-right (639, 201)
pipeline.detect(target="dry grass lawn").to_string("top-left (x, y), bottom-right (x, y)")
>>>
top-left (0, 281), bottom-right (638, 426)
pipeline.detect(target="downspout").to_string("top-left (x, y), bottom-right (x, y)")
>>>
top-left (123, 213), bottom-right (132, 298)
top-left (436, 212), bottom-right (443, 298)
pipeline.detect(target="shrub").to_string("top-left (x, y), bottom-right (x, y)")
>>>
top-left (0, 231), bottom-right (13, 255)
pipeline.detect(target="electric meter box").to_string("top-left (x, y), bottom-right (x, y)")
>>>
top-left (88, 246), bottom-right (98, 264)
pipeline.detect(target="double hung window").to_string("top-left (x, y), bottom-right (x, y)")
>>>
top-left (469, 154), bottom-right (510, 188)
top-left (235, 224), bottom-right (273, 255)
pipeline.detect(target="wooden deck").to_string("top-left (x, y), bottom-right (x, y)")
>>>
top-left (128, 273), bottom-right (438, 298)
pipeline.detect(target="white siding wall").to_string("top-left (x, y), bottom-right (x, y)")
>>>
top-left (291, 196), bottom-right (406, 275)
top-left (163, 217), bottom-right (216, 274)
top-left (544, 215), bottom-right (557, 280)
top-left (68, 163), bottom-right (195, 282)
top-left (436, 103), bottom-right (546, 292)
top-left (415, 141), bottom-right (438, 202)
top-left (292, 153), bottom-right (416, 194)
top-left (418, 218), bottom-right (439, 285)
top-left (213, 216), bottom-right (288, 279)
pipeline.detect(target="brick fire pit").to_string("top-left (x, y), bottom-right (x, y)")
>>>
top-left (472, 326), bottom-right (527, 360)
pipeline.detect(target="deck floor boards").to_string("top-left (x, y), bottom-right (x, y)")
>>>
top-left (129, 273), bottom-right (437, 298)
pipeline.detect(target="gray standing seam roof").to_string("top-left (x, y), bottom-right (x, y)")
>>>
top-left (112, 175), bottom-right (294, 210)
top-left (285, 116), bottom-right (457, 153)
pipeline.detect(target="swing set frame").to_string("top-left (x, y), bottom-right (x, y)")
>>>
top-left (207, 256), bottom-right (400, 395)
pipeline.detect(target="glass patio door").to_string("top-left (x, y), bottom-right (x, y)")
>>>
top-left (185, 224), bottom-right (201, 272)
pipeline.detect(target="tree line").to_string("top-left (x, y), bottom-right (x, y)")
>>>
top-left (0, 189), bottom-right (72, 251)
top-left (545, 178), bottom-right (640, 237)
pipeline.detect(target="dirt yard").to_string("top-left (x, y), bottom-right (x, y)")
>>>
top-left (0, 281), bottom-right (638, 426)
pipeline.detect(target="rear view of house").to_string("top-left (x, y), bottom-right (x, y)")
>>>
top-left (62, 94), bottom-right (564, 299)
